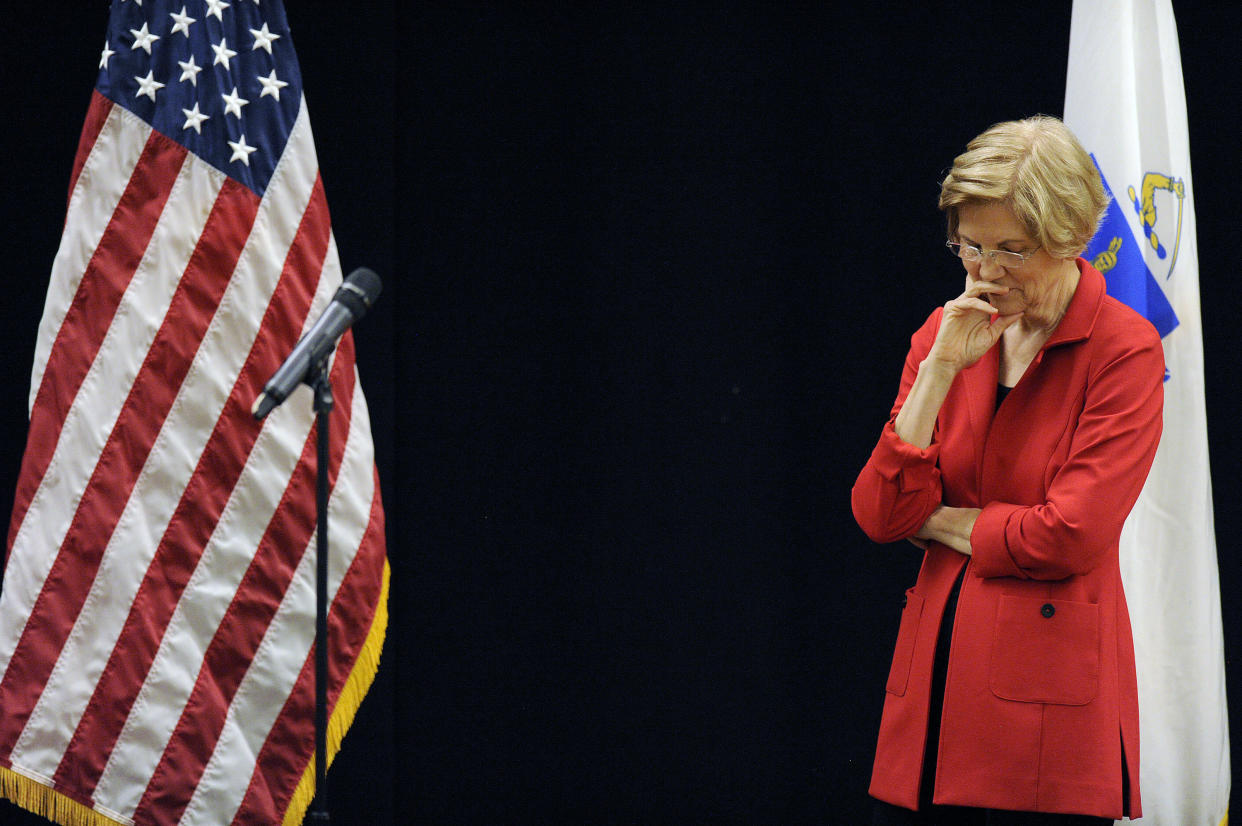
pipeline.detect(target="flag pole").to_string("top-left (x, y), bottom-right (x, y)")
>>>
top-left (309, 357), bottom-right (334, 824)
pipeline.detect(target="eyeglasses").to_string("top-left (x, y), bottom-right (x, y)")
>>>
top-left (946, 241), bottom-right (1039, 268)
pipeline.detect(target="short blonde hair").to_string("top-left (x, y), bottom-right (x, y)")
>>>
top-left (939, 116), bottom-right (1108, 258)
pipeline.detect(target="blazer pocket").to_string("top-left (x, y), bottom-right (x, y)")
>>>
top-left (989, 594), bottom-right (1099, 705)
top-left (886, 588), bottom-right (924, 696)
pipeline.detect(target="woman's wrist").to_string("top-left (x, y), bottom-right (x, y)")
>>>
top-left (920, 353), bottom-right (962, 380)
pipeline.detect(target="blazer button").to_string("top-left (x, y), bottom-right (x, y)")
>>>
top-left (1040, 603), bottom-right (1055, 618)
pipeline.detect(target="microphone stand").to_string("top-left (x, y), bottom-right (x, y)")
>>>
top-left (308, 353), bottom-right (333, 824)
top-left (254, 266), bottom-right (380, 822)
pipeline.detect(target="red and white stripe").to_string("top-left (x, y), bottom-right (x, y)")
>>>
top-left (1, 89), bottom-right (386, 826)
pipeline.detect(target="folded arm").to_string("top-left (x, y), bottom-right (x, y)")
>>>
top-left (969, 336), bottom-right (1165, 580)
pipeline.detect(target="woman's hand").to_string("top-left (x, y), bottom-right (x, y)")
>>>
top-left (914, 505), bottom-right (979, 556)
top-left (926, 282), bottom-right (1024, 372)
top-left (893, 283), bottom-right (1021, 449)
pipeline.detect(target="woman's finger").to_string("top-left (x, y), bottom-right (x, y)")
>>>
top-left (946, 297), bottom-right (1000, 317)
top-left (963, 282), bottom-right (1010, 300)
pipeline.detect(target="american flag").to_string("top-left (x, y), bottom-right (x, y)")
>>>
top-left (0, 1), bottom-right (388, 824)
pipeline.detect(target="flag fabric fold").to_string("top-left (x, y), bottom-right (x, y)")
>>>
top-left (1064, 2), bottom-right (1229, 824)
top-left (0, 2), bottom-right (388, 825)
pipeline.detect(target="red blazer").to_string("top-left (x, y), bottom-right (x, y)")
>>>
top-left (851, 260), bottom-right (1163, 819)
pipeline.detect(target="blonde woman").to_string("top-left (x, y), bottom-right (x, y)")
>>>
top-left (853, 116), bottom-right (1163, 825)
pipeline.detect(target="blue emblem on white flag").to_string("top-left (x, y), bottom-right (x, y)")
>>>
top-left (1084, 157), bottom-right (1179, 340)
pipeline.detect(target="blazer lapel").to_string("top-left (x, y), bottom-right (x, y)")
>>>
top-left (961, 345), bottom-right (999, 505)
top-left (974, 260), bottom-right (1106, 500)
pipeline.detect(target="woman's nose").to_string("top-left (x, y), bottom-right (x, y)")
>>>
top-left (977, 256), bottom-right (1006, 280)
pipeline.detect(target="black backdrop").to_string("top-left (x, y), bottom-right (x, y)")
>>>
top-left (2, 3), bottom-right (1238, 824)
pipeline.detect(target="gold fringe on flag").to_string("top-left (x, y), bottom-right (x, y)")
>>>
top-left (0, 766), bottom-right (125, 826)
top-left (284, 557), bottom-right (391, 826)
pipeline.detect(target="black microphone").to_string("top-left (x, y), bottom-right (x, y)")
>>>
top-left (252, 267), bottom-right (383, 420)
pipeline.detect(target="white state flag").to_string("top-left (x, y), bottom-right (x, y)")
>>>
top-left (1064, 2), bottom-right (1230, 825)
